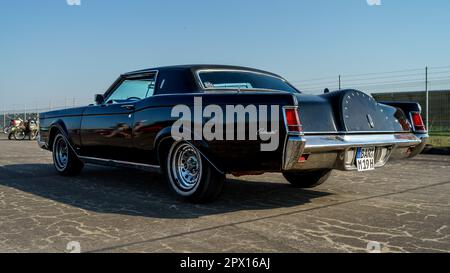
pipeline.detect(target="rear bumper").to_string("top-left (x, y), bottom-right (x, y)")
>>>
top-left (283, 133), bottom-right (428, 171)
top-left (37, 134), bottom-right (48, 150)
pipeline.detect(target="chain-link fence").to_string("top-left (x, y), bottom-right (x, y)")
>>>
top-left (372, 90), bottom-right (450, 133)
top-left (1, 92), bottom-right (449, 147)
top-left (2, 92), bottom-right (449, 132)
top-left (0, 98), bottom-right (92, 131)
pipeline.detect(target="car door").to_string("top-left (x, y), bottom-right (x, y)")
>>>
top-left (80, 73), bottom-right (157, 161)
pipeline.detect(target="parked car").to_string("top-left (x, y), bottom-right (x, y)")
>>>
top-left (38, 65), bottom-right (428, 202)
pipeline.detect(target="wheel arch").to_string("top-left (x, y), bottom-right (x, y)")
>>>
top-left (48, 120), bottom-right (69, 152)
top-left (154, 126), bottom-right (224, 174)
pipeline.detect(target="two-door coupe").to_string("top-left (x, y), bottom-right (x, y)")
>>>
top-left (38, 65), bottom-right (428, 202)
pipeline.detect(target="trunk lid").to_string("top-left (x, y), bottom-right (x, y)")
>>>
top-left (295, 89), bottom-right (410, 134)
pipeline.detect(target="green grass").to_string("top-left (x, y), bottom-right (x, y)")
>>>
top-left (429, 135), bottom-right (450, 148)
top-left (429, 129), bottom-right (450, 147)
top-left (430, 132), bottom-right (450, 137)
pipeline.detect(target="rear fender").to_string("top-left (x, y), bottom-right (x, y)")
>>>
top-left (379, 101), bottom-right (424, 131)
top-left (154, 126), bottom-right (224, 174)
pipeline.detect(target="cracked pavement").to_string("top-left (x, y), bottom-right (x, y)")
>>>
top-left (0, 137), bottom-right (449, 253)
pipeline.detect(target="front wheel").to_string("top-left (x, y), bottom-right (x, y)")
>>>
top-left (52, 133), bottom-right (84, 176)
top-left (283, 169), bottom-right (332, 188)
top-left (29, 130), bottom-right (39, 140)
top-left (165, 142), bottom-right (225, 203)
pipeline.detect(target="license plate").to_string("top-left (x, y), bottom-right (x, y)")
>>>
top-left (356, 147), bottom-right (375, 172)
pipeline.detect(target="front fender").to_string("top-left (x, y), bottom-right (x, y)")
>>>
top-left (47, 120), bottom-right (70, 151)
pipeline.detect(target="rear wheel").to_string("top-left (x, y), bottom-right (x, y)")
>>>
top-left (283, 169), bottom-right (332, 188)
top-left (52, 133), bottom-right (84, 176)
top-left (13, 129), bottom-right (26, 140)
top-left (165, 142), bottom-right (225, 203)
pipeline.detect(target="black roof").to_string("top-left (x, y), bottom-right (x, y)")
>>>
top-left (123, 64), bottom-right (283, 78)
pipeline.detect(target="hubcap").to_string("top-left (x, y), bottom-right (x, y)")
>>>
top-left (54, 136), bottom-right (69, 171)
top-left (171, 143), bottom-right (202, 191)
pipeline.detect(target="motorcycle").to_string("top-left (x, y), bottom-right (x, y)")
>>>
top-left (8, 119), bottom-right (39, 140)
top-left (7, 118), bottom-right (23, 140)
top-left (11, 119), bottom-right (39, 140)
top-left (3, 126), bottom-right (11, 135)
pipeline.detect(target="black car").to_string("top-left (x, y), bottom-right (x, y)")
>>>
top-left (38, 65), bottom-right (428, 202)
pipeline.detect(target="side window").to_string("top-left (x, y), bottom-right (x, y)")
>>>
top-left (106, 76), bottom-right (156, 104)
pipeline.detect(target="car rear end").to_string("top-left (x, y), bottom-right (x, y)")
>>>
top-left (282, 89), bottom-right (428, 173)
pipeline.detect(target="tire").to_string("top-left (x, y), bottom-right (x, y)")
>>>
top-left (13, 129), bottom-right (26, 140)
top-left (8, 132), bottom-right (13, 140)
top-left (32, 131), bottom-right (39, 140)
top-left (165, 142), bottom-right (225, 203)
top-left (283, 169), bottom-right (332, 188)
top-left (52, 133), bottom-right (84, 176)
top-left (29, 130), bottom-right (38, 140)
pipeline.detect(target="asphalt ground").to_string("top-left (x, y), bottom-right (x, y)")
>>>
top-left (0, 135), bottom-right (449, 253)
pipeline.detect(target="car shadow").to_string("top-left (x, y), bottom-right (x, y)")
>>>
top-left (0, 164), bottom-right (332, 219)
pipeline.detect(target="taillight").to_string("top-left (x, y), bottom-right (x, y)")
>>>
top-left (410, 112), bottom-right (426, 132)
top-left (284, 107), bottom-right (302, 133)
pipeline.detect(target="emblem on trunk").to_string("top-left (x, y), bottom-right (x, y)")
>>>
top-left (367, 114), bottom-right (375, 128)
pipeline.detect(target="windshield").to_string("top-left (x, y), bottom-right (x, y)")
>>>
top-left (198, 70), bottom-right (299, 93)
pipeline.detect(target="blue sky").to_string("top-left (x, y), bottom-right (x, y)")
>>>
top-left (1, 0), bottom-right (450, 110)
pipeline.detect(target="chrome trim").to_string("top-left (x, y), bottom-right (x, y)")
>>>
top-left (157, 136), bottom-right (225, 175)
top-left (48, 128), bottom-right (162, 173)
top-left (409, 111), bottom-right (428, 134)
top-left (195, 69), bottom-right (295, 92)
top-left (303, 130), bottom-right (411, 135)
top-left (106, 70), bottom-right (159, 102)
top-left (282, 133), bottom-right (428, 172)
top-left (78, 156), bottom-right (161, 172)
top-left (282, 136), bottom-right (306, 170)
top-left (407, 133), bottom-right (429, 158)
top-left (282, 106), bottom-right (303, 137)
top-left (302, 134), bottom-right (421, 153)
top-left (37, 134), bottom-right (47, 149)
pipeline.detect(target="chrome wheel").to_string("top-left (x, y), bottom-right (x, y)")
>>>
top-left (14, 130), bottom-right (26, 140)
top-left (54, 136), bottom-right (69, 171)
top-left (170, 143), bottom-right (203, 192)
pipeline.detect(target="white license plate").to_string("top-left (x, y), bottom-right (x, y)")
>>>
top-left (356, 147), bottom-right (375, 172)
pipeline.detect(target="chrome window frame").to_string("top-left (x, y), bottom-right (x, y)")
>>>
top-left (195, 69), bottom-right (299, 93)
top-left (104, 70), bottom-right (159, 104)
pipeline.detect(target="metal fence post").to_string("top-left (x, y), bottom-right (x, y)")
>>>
top-left (2, 106), bottom-right (5, 130)
top-left (425, 66), bottom-right (429, 131)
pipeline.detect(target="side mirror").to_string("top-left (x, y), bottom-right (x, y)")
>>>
top-left (95, 94), bottom-right (105, 105)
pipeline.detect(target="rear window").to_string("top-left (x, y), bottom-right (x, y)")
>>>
top-left (198, 70), bottom-right (299, 93)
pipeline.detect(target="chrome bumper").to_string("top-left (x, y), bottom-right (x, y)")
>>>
top-left (283, 133), bottom-right (428, 171)
top-left (37, 134), bottom-right (48, 150)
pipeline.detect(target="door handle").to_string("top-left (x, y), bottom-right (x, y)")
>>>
top-left (121, 104), bottom-right (135, 110)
